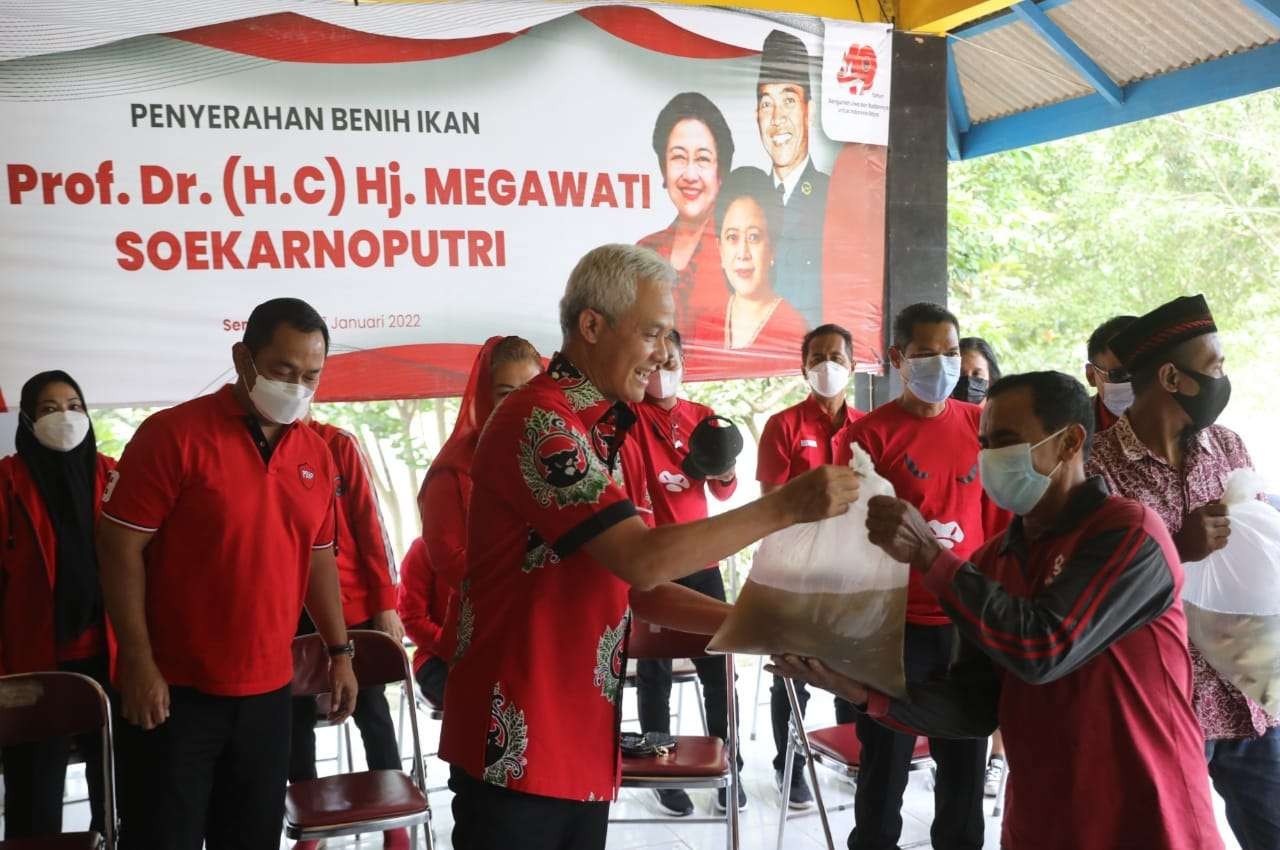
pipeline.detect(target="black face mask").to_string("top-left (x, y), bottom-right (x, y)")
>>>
top-left (952, 374), bottom-right (989, 405)
top-left (1172, 365), bottom-right (1231, 431)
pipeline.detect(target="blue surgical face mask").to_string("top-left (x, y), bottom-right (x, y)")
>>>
top-left (979, 427), bottom-right (1068, 515)
top-left (903, 354), bottom-right (961, 404)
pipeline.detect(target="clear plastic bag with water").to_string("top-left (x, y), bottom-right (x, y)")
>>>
top-left (709, 445), bottom-right (911, 698)
top-left (1182, 468), bottom-right (1280, 713)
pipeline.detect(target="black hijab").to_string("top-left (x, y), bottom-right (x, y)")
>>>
top-left (15, 370), bottom-right (102, 642)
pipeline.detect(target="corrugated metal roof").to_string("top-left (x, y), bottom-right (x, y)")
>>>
top-left (952, 0), bottom-right (1280, 125)
top-left (953, 20), bottom-right (1092, 123)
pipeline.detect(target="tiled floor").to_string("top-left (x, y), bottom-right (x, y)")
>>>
top-left (35, 655), bottom-right (1242, 849)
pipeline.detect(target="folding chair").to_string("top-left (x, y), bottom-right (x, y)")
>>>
top-left (775, 679), bottom-right (934, 850)
top-left (610, 620), bottom-right (740, 850)
top-left (396, 679), bottom-right (448, 795)
top-left (286, 630), bottom-right (433, 849)
top-left (0, 672), bottom-right (116, 849)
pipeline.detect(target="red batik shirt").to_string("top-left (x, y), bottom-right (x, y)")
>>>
top-left (439, 354), bottom-right (646, 802)
top-left (839, 399), bottom-right (987, 625)
top-left (1087, 414), bottom-right (1279, 740)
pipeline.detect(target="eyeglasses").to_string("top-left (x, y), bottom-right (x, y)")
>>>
top-left (1087, 362), bottom-right (1131, 384)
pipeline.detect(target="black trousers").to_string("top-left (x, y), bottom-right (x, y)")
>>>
top-left (415, 656), bottom-right (449, 708)
top-left (449, 766), bottom-right (609, 850)
top-left (636, 567), bottom-right (737, 742)
top-left (771, 677), bottom-right (859, 772)
top-left (288, 617), bottom-right (401, 781)
top-left (1, 655), bottom-right (111, 839)
top-left (116, 684), bottom-right (293, 850)
top-left (849, 624), bottom-right (986, 850)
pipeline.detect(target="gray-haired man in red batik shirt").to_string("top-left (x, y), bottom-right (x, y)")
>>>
top-left (1087, 294), bottom-right (1280, 850)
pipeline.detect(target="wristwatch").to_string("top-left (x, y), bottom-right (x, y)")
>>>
top-left (328, 640), bottom-right (356, 659)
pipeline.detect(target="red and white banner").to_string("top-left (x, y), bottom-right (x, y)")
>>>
top-left (0, 6), bottom-right (886, 406)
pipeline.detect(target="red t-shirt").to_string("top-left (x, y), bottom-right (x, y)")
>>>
top-left (102, 385), bottom-right (336, 697)
top-left (839, 399), bottom-right (985, 625)
top-left (756, 394), bottom-right (864, 487)
top-left (439, 354), bottom-right (645, 802)
top-left (633, 398), bottom-right (737, 526)
top-left (308, 421), bottom-right (397, 625)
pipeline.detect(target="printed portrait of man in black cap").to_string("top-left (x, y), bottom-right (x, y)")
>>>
top-left (756, 28), bottom-right (829, 329)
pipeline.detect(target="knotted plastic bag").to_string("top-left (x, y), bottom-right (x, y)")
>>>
top-left (709, 445), bottom-right (910, 698)
top-left (1182, 468), bottom-right (1280, 714)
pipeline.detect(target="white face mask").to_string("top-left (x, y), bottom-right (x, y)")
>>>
top-left (33, 410), bottom-right (91, 452)
top-left (806, 361), bottom-right (850, 399)
top-left (646, 367), bottom-right (682, 400)
top-left (248, 361), bottom-right (314, 425)
top-left (903, 354), bottom-right (962, 404)
top-left (1101, 381), bottom-right (1135, 417)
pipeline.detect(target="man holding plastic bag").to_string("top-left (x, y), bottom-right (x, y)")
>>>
top-left (771, 371), bottom-right (1223, 850)
top-left (837, 303), bottom-right (988, 850)
top-left (1087, 294), bottom-right (1280, 850)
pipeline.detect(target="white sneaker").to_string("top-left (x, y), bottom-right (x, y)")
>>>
top-left (984, 757), bottom-right (1006, 798)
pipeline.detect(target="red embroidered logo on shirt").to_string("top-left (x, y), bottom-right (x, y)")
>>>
top-left (1045, 554), bottom-right (1066, 586)
top-left (298, 463), bottom-right (317, 489)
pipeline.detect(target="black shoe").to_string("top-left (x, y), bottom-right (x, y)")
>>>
top-left (654, 788), bottom-right (694, 817)
top-left (714, 784), bottom-right (748, 813)
top-left (775, 768), bottom-right (814, 810)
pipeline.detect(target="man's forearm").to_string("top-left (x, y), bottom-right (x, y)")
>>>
top-left (630, 581), bottom-right (732, 635)
top-left (305, 549), bottom-right (350, 646)
top-left (605, 495), bottom-right (791, 590)
top-left (98, 528), bottom-right (155, 662)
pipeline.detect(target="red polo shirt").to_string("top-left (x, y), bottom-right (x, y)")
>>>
top-left (439, 354), bottom-right (645, 802)
top-left (308, 421), bottom-right (397, 625)
top-left (839, 399), bottom-right (986, 625)
top-left (102, 385), bottom-right (335, 697)
top-left (756, 394), bottom-right (864, 487)
top-left (632, 398), bottom-right (737, 538)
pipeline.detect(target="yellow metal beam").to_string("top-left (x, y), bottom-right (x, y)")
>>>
top-left (898, 0), bottom-right (1019, 33)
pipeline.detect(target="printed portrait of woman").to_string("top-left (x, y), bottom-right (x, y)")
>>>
top-left (637, 92), bottom-right (735, 341)
top-left (700, 166), bottom-right (808, 353)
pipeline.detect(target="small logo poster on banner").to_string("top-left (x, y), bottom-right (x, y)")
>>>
top-left (821, 21), bottom-right (893, 146)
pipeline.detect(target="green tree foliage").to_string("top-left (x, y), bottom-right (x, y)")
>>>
top-left (949, 91), bottom-right (1280, 407)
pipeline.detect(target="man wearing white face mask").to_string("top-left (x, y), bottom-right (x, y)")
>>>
top-left (757, 322), bottom-right (864, 808)
top-left (631, 329), bottom-right (744, 815)
top-left (98, 297), bottom-right (357, 850)
top-left (837, 302), bottom-right (987, 850)
top-left (1084, 314), bottom-right (1136, 433)
top-left (0, 371), bottom-right (116, 840)
top-left (771, 371), bottom-right (1222, 850)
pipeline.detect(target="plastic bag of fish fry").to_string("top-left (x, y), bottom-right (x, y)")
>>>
top-left (1183, 468), bottom-right (1280, 714)
top-left (709, 444), bottom-right (910, 699)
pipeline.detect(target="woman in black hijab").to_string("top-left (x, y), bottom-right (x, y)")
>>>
top-left (0, 371), bottom-right (116, 839)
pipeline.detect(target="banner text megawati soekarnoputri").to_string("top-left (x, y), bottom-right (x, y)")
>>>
top-left (4, 159), bottom-right (653, 271)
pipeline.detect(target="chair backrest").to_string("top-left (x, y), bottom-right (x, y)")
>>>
top-left (291, 629), bottom-right (412, 697)
top-left (0, 671), bottom-right (109, 747)
top-left (627, 618), bottom-right (715, 661)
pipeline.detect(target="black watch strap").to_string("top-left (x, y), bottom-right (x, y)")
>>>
top-left (328, 640), bottom-right (355, 658)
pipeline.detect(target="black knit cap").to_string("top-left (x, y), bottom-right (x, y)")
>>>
top-left (1109, 294), bottom-right (1218, 371)
top-left (758, 29), bottom-right (812, 100)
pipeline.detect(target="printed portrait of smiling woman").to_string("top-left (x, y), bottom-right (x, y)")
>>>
top-left (637, 92), bottom-right (736, 342)
top-left (702, 166), bottom-right (808, 352)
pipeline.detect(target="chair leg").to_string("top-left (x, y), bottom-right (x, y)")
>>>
top-left (674, 679), bottom-right (685, 734)
top-left (344, 722), bottom-right (355, 773)
top-left (749, 658), bottom-right (764, 741)
top-left (777, 714), bottom-right (796, 850)
top-left (694, 678), bottom-right (709, 736)
top-left (397, 682), bottom-right (408, 756)
top-left (785, 678), bottom-right (836, 850)
top-left (993, 759), bottom-right (1009, 817)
